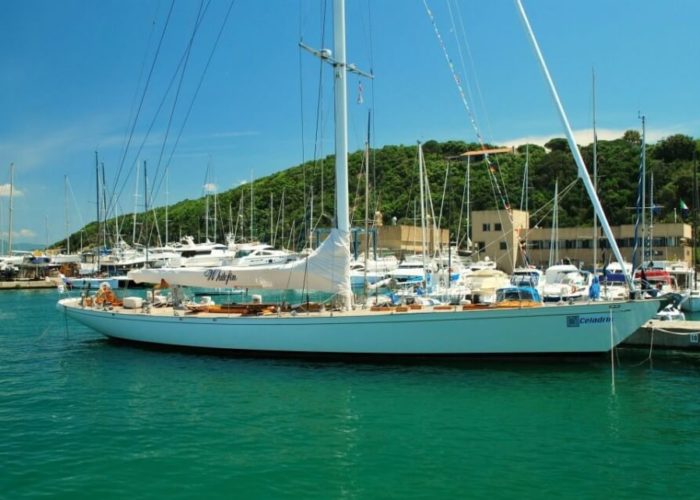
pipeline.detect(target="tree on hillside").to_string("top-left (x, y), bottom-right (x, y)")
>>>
top-left (544, 138), bottom-right (568, 152)
top-left (622, 130), bottom-right (641, 145)
top-left (653, 134), bottom-right (696, 162)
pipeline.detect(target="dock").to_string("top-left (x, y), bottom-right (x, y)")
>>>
top-left (0, 279), bottom-right (61, 290)
top-left (624, 319), bottom-right (700, 350)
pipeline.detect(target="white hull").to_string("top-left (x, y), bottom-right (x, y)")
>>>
top-left (58, 298), bottom-right (659, 355)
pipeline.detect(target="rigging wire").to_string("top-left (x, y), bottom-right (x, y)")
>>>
top-left (153, 0), bottom-right (238, 204)
top-left (423, 0), bottom-right (514, 235)
top-left (422, 0), bottom-right (485, 150)
top-left (120, 1), bottom-right (162, 161)
top-left (110, 0), bottom-right (237, 238)
top-left (108, 0), bottom-right (175, 221)
top-left (447, 0), bottom-right (511, 210)
top-left (109, 2), bottom-right (209, 219)
top-left (149, 0), bottom-right (211, 203)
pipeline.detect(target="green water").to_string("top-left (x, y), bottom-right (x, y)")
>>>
top-left (2, 290), bottom-right (700, 498)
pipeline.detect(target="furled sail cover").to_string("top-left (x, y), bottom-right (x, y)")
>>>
top-left (128, 228), bottom-right (351, 296)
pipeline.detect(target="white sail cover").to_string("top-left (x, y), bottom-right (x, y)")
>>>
top-left (128, 229), bottom-right (352, 296)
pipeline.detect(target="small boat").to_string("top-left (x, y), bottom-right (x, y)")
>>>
top-left (653, 304), bottom-right (686, 322)
top-left (543, 264), bottom-right (592, 303)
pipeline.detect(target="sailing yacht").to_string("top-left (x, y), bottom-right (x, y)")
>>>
top-left (57, 0), bottom-right (662, 356)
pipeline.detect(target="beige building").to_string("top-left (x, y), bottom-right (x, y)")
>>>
top-left (470, 209), bottom-right (692, 272)
top-left (357, 224), bottom-right (449, 258)
top-left (470, 210), bottom-right (530, 274)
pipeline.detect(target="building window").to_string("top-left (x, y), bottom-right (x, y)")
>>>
top-left (478, 241), bottom-right (486, 251)
top-left (495, 223), bottom-right (502, 231)
top-left (499, 241), bottom-right (507, 250)
top-left (482, 223), bottom-right (491, 232)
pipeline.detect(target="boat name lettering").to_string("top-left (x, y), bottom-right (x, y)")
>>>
top-left (567, 315), bottom-right (611, 327)
top-left (204, 269), bottom-right (237, 284)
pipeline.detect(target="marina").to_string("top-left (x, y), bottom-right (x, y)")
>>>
top-left (2, 0), bottom-right (700, 497)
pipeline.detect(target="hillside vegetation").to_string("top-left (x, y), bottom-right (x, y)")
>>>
top-left (63, 133), bottom-right (700, 251)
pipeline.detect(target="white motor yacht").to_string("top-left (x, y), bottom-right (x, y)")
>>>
top-left (543, 264), bottom-right (593, 302)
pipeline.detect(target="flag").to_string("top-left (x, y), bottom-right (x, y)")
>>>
top-left (356, 81), bottom-right (364, 104)
top-left (680, 199), bottom-right (690, 219)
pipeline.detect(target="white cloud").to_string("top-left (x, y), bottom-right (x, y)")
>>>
top-left (17, 229), bottom-right (35, 238)
top-left (0, 228), bottom-right (35, 239)
top-left (499, 127), bottom-right (687, 148)
top-left (0, 184), bottom-right (23, 197)
top-left (0, 114), bottom-right (169, 172)
top-left (203, 182), bottom-right (217, 193)
top-left (0, 125), bottom-right (93, 171)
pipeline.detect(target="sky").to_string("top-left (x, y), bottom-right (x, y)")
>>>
top-left (1, 0), bottom-right (699, 246)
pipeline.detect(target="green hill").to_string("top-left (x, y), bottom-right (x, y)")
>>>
top-left (59, 133), bottom-right (700, 251)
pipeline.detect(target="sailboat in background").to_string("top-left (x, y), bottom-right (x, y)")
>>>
top-left (58, 0), bottom-right (662, 356)
top-left (0, 163), bottom-right (24, 276)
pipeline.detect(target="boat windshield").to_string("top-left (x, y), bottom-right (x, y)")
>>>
top-left (511, 273), bottom-right (540, 287)
top-left (496, 287), bottom-right (540, 302)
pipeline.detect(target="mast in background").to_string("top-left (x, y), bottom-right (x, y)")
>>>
top-left (640, 114), bottom-right (647, 264)
top-left (64, 175), bottom-right (70, 254)
top-left (95, 152), bottom-right (100, 271)
top-left (8, 163), bottom-right (14, 256)
top-left (165, 168), bottom-right (169, 245)
top-left (592, 69), bottom-right (598, 276)
top-left (693, 150), bottom-right (698, 287)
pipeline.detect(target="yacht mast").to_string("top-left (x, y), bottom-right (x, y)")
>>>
top-left (132, 161), bottom-right (140, 244)
top-left (8, 163), bottom-right (14, 256)
top-left (592, 69), bottom-right (598, 275)
top-left (333, 0), bottom-right (350, 235)
top-left (205, 173), bottom-right (209, 241)
top-left (95, 152), bottom-right (100, 271)
top-left (418, 143), bottom-right (428, 286)
top-left (649, 172), bottom-right (655, 261)
top-left (640, 114), bottom-right (647, 265)
top-left (515, 0), bottom-right (636, 292)
top-left (64, 175), bottom-right (70, 255)
top-left (363, 112), bottom-right (371, 296)
top-left (213, 187), bottom-right (218, 242)
top-left (144, 160), bottom-right (149, 266)
top-left (250, 170), bottom-right (254, 241)
top-left (549, 180), bottom-right (559, 268)
top-left (298, 0), bottom-right (369, 307)
top-left (467, 157), bottom-right (471, 253)
top-left (165, 168), bottom-right (169, 245)
top-left (694, 150), bottom-right (698, 288)
top-left (101, 162), bottom-right (108, 250)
